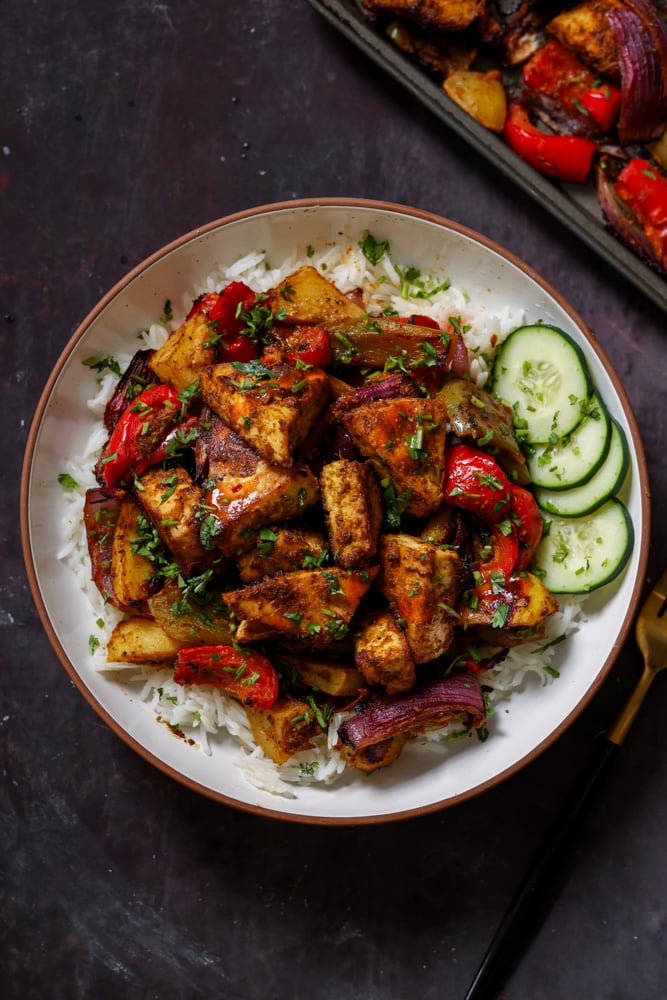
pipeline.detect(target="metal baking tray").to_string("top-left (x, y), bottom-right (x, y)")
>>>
top-left (307, 0), bottom-right (667, 314)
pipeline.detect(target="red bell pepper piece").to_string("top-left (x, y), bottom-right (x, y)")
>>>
top-left (503, 102), bottom-right (596, 184)
top-left (579, 88), bottom-right (622, 133)
top-left (476, 523), bottom-right (519, 582)
top-left (522, 38), bottom-right (621, 133)
top-left (286, 326), bottom-right (332, 368)
top-left (509, 484), bottom-right (544, 571)
top-left (173, 644), bottom-right (279, 709)
top-left (100, 384), bottom-right (182, 487)
top-left (461, 647), bottom-right (510, 676)
top-left (186, 281), bottom-right (259, 362)
top-left (443, 444), bottom-right (512, 522)
top-left (614, 157), bottom-right (667, 258)
top-left (406, 314), bottom-right (440, 330)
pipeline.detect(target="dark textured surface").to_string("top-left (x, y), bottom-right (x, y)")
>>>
top-left (3, 2), bottom-right (667, 998)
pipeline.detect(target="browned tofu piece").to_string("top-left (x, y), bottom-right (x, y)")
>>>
top-left (378, 533), bottom-right (465, 663)
top-left (148, 312), bottom-right (217, 392)
top-left (237, 526), bottom-right (329, 583)
top-left (264, 265), bottom-right (366, 324)
top-left (337, 731), bottom-right (409, 773)
top-left (106, 617), bottom-right (185, 664)
top-left (547, 0), bottom-right (624, 81)
top-left (245, 697), bottom-right (321, 764)
top-left (201, 361), bottom-right (330, 466)
top-left (319, 459), bottom-right (382, 568)
top-left (234, 620), bottom-right (278, 644)
top-left (277, 654), bottom-right (365, 697)
top-left (201, 421), bottom-right (320, 557)
top-left (362, 0), bottom-right (485, 33)
top-left (224, 567), bottom-right (377, 646)
top-left (340, 396), bottom-right (447, 517)
top-left (353, 610), bottom-right (416, 694)
top-left (460, 572), bottom-right (559, 630)
top-left (109, 495), bottom-right (158, 607)
top-left (136, 466), bottom-right (217, 576)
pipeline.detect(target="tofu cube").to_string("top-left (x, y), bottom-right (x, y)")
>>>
top-left (237, 526), bottom-right (329, 583)
top-left (353, 610), bottom-right (416, 694)
top-left (319, 459), bottom-right (382, 567)
top-left (201, 421), bottom-right (320, 558)
top-left (224, 567), bottom-right (377, 646)
top-left (136, 466), bottom-right (217, 576)
top-left (340, 396), bottom-right (447, 517)
top-left (378, 533), bottom-right (465, 663)
top-left (201, 361), bottom-right (329, 466)
top-left (547, 0), bottom-right (623, 81)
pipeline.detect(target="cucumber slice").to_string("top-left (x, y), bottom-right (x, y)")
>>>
top-left (534, 419), bottom-right (629, 517)
top-left (491, 324), bottom-right (592, 445)
top-left (526, 392), bottom-right (611, 490)
top-left (532, 498), bottom-right (633, 593)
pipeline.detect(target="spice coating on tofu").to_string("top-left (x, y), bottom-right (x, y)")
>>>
top-left (201, 361), bottom-right (330, 467)
top-left (319, 459), bottom-right (382, 567)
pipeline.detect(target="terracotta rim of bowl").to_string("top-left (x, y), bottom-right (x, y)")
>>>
top-left (20, 197), bottom-right (651, 824)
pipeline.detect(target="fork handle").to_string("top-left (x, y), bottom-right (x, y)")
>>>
top-left (464, 736), bottom-right (618, 1000)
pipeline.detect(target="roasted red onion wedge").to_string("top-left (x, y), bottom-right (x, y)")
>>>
top-left (103, 349), bottom-right (157, 432)
top-left (330, 372), bottom-right (417, 417)
top-left (608, 0), bottom-right (667, 142)
top-left (595, 158), bottom-right (666, 272)
top-left (337, 673), bottom-right (486, 752)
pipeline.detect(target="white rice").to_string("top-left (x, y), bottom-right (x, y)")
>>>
top-left (62, 237), bottom-right (586, 797)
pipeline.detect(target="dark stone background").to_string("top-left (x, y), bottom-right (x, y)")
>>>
top-left (3, 2), bottom-right (666, 997)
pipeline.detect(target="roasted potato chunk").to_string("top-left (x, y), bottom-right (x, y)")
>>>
top-left (109, 495), bottom-right (158, 608)
top-left (277, 654), bottom-right (365, 697)
top-left (245, 696), bottom-right (321, 764)
top-left (340, 396), bottom-right (448, 517)
top-left (201, 361), bottom-right (330, 467)
top-left (320, 459), bottom-right (382, 568)
top-left (148, 312), bottom-right (217, 392)
top-left (264, 265), bottom-right (366, 324)
top-left (353, 610), bottom-right (416, 694)
top-left (107, 617), bottom-right (185, 663)
top-left (460, 572), bottom-right (559, 629)
top-left (378, 533), bottom-right (465, 663)
top-left (443, 69), bottom-right (507, 132)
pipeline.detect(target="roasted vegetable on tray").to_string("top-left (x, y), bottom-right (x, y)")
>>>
top-left (361, 0), bottom-right (667, 275)
top-left (83, 249), bottom-right (630, 775)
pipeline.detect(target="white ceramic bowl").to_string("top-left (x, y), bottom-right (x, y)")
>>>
top-left (21, 199), bottom-right (650, 824)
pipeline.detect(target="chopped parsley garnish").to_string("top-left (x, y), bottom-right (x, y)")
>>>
top-left (58, 472), bottom-right (79, 489)
top-left (359, 230), bottom-right (390, 265)
top-left (82, 355), bottom-right (121, 376)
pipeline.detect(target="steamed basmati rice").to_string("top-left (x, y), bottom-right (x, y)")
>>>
top-left (61, 235), bottom-right (585, 798)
